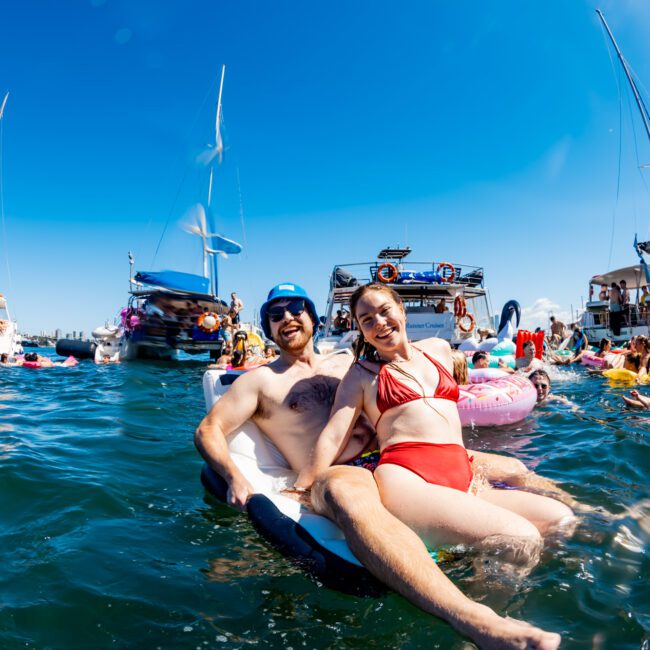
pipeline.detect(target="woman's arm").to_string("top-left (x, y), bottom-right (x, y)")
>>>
top-left (295, 366), bottom-right (366, 489)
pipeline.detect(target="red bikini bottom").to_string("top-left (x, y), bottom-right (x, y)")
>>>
top-left (377, 441), bottom-right (473, 492)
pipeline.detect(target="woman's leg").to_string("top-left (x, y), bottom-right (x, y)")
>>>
top-left (477, 487), bottom-right (574, 535)
top-left (374, 464), bottom-right (542, 563)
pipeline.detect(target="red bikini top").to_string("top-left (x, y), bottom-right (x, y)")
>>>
top-left (375, 348), bottom-right (459, 415)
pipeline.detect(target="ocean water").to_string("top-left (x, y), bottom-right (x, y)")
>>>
top-left (1, 350), bottom-right (649, 649)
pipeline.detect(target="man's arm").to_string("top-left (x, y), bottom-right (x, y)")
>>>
top-left (194, 371), bottom-right (262, 510)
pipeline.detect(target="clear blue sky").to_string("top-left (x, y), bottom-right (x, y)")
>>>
top-left (1, 0), bottom-right (650, 335)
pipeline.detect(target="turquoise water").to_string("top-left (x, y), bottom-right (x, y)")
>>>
top-left (1, 351), bottom-right (649, 648)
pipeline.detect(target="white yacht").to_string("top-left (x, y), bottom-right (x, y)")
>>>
top-left (0, 293), bottom-right (23, 357)
top-left (315, 246), bottom-right (495, 354)
top-left (579, 260), bottom-right (650, 344)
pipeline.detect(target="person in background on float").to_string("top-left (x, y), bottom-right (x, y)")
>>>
top-left (595, 338), bottom-right (612, 358)
top-left (229, 292), bottom-right (244, 325)
top-left (0, 352), bottom-right (17, 367)
top-left (472, 349), bottom-right (515, 374)
top-left (264, 346), bottom-right (277, 360)
top-left (516, 341), bottom-right (544, 373)
top-left (609, 282), bottom-right (623, 336)
top-left (528, 370), bottom-right (575, 408)
top-left (568, 327), bottom-right (589, 363)
top-left (590, 352), bottom-right (642, 377)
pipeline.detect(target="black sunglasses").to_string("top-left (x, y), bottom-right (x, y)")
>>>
top-left (267, 299), bottom-right (306, 323)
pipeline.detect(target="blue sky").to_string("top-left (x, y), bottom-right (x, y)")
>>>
top-left (1, 0), bottom-right (650, 335)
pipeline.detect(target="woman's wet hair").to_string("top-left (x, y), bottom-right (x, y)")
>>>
top-left (598, 338), bottom-right (611, 353)
top-left (450, 349), bottom-right (469, 385)
top-left (349, 283), bottom-right (403, 363)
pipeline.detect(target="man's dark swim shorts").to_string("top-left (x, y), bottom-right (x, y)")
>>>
top-left (345, 449), bottom-right (380, 472)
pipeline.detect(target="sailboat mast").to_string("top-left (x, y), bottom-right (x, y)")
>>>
top-left (0, 92), bottom-right (9, 121)
top-left (206, 65), bottom-right (226, 297)
top-left (596, 10), bottom-right (650, 144)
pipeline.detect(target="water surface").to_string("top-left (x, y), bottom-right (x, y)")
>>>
top-left (1, 352), bottom-right (649, 648)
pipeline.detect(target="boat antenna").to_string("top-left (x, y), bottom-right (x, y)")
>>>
top-left (596, 10), bottom-right (650, 143)
top-left (0, 91), bottom-right (12, 290)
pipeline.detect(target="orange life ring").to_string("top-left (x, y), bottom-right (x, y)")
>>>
top-left (453, 296), bottom-right (466, 318)
top-left (377, 263), bottom-right (398, 284)
top-left (437, 262), bottom-right (456, 283)
top-left (197, 312), bottom-right (221, 333)
top-left (458, 312), bottom-right (475, 333)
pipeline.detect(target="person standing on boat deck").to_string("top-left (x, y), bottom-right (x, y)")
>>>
top-left (620, 279), bottom-right (631, 325)
top-left (599, 284), bottom-right (609, 301)
top-left (229, 292), bottom-right (244, 325)
top-left (640, 285), bottom-right (649, 321)
top-left (609, 282), bottom-right (623, 336)
top-left (195, 281), bottom-right (575, 650)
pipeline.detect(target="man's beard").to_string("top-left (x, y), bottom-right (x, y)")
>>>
top-left (274, 322), bottom-right (313, 353)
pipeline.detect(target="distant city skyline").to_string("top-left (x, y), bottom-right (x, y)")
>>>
top-left (1, 1), bottom-right (649, 335)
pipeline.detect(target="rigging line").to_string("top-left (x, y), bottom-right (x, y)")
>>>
top-left (627, 80), bottom-right (650, 232)
top-left (607, 64), bottom-right (624, 271)
top-left (0, 102), bottom-right (12, 290)
top-left (151, 77), bottom-right (218, 267)
top-left (600, 21), bottom-right (622, 270)
top-left (235, 166), bottom-right (248, 258)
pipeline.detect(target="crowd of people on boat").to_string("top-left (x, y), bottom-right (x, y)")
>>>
top-left (593, 278), bottom-right (650, 335)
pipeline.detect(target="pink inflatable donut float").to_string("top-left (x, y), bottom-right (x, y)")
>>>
top-left (580, 350), bottom-right (605, 368)
top-left (458, 369), bottom-right (537, 427)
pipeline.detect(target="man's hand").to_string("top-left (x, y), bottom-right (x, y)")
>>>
top-left (227, 475), bottom-right (256, 511)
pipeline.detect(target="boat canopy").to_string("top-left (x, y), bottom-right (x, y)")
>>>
top-left (590, 265), bottom-right (648, 288)
top-left (134, 270), bottom-right (211, 295)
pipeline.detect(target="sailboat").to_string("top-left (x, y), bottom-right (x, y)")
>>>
top-left (579, 11), bottom-right (650, 343)
top-left (0, 92), bottom-right (23, 358)
top-left (86, 67), bottom-right (244, 361)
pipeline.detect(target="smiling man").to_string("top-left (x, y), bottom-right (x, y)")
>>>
top-left (195, 282), bottom-right (566, 649)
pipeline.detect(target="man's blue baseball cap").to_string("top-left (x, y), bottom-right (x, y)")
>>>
top-left (260, 282), bottom-right (319, 339)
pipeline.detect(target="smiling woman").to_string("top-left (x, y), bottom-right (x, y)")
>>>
top-left (296, 282), bottom-right (574, 559)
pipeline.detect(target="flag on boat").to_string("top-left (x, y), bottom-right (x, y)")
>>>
top-left (633, 235), bottom-right (650, 284)
top-left (209, 234), bottom-right (242, 258)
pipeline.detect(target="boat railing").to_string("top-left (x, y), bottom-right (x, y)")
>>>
top-left (329, 261), bottom-right (485, 291)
